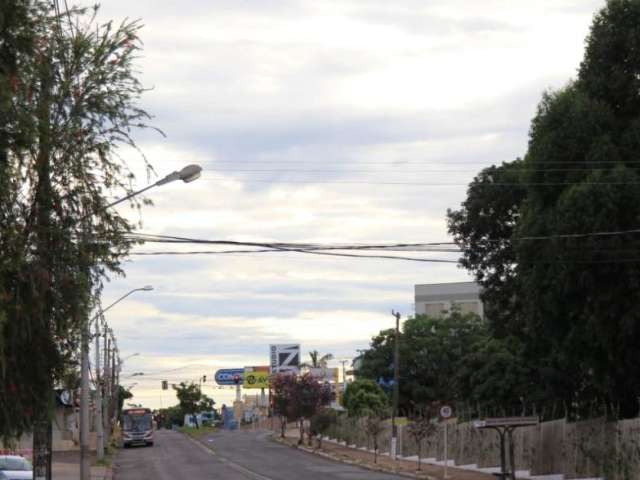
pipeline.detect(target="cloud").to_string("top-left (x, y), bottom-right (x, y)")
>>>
top-left (81, 0), bottom-right (605, 408)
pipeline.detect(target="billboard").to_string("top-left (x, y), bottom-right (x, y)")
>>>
top-left (308, 367), bottom-right (339, 382)
top-left (270, 344), bottom-right (300, 374)
top-left (243, 366), bottom-right (270, 389)
top-left (214, 368), bottom-right (244, 385)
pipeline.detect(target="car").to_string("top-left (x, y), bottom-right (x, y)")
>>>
top-left (0, 455), bottom-right (32, 480)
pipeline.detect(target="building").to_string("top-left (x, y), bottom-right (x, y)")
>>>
top-left (414, 281), bottom-right (484, 319)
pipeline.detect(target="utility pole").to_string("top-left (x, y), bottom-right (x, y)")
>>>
top-left (112, 348), bottom-right (118, 428)
top-left (79, 320), bottom-right (90, 480)
top-left (391, 309), bottom-right (401, 460)
top-left (95, 318), bottom-right (104, 460)
top-left (339, 360), bottom-right (348, 392)
top-left (103, 334), bottom-right (111, 443)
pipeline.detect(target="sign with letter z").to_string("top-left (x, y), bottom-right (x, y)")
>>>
top-left (270, 344), bottom-right (300, 374)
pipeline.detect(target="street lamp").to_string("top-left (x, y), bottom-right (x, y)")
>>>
top-left (102, 164), bottom-right (203, 211)
top-left (79, 165), bottom-right (200, 480)
top-left (85, 287), bottom-right (151, 466)
top-left (94, 286), bottom-right (153, 322)
top-left (121, 352), bottom-right (140, 362)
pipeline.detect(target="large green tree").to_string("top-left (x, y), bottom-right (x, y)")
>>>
top-left (342, 379), bottom-right (388, 417)
top-left (448, 0), bottom-right (640, 418)
top-left (356, 313), bottom-right (529, 415)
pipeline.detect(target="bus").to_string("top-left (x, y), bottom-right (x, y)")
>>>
top-left (121, 408), bottom-right (154, 447)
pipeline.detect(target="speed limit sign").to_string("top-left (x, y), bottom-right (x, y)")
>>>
top-left (440, 405), bottom-right (452, 419)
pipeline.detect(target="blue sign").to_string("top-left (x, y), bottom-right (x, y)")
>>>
top-left (214, 368), bottom-right (244, 385)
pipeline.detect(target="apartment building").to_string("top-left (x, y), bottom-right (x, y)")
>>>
top-left (414, 281), bottom-right (484, 319)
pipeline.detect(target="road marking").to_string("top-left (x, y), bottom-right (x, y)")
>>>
top-left (183, 433), bottom-right (274, 480)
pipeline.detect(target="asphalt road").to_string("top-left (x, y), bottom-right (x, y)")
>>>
top-left (115, 428), bottom-right (407, 480)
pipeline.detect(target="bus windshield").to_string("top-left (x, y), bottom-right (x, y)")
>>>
top-left (122, 409), bottom-right (152, 432)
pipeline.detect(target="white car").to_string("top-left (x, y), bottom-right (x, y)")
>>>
top-left (0, 456), bottom-right (32, 480)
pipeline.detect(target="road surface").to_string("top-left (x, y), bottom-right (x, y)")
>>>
top-left (115, 428), bottom-right (406, 480)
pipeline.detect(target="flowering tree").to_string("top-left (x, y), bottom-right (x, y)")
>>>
top-left (270, 372), bottom-right (332, 443)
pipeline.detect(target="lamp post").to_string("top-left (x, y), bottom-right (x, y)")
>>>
top-left (85, 287), bottom-right (152, 467)
top-left (80, 164), bottom-right (200, 480)
top-left (390, 310), bottom-right (401, 460)
top-left (100, 164), bottom-right (202, 213)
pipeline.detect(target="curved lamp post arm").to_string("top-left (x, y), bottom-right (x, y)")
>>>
top-left (102, 164), bottom-right (202, 212)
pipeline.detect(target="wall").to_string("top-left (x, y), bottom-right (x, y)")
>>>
top-left (325, 415), bottom-right (640, 480)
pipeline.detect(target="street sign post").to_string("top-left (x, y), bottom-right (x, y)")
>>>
top-left (440, 405), bottom-right (453, 478)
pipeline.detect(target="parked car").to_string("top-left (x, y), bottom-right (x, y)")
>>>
top-left (0, 455), bottom-right (32, 480)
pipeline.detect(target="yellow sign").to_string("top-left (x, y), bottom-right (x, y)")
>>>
top-left (244, 366), bottom-right (270, 389)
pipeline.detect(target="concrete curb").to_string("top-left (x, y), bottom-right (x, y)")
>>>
top-left (271, 435), bottom-right (437, 480)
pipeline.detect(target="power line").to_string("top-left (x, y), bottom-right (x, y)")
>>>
top-left (129, 249), bottom-right (458, 263)
top-left (200, 176), bottom-right (640, 187)
top-left (197, 167), bottom-right (640, 174)
top-left (199, 159), bottom-right (640, 165)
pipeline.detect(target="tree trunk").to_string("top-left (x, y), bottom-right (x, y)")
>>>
top-left (298, 418), bottom-right (304, 445)
top-left (32, 55), bottom-right (53, 480)
top-left (32, 412), bottom-right (52, 480)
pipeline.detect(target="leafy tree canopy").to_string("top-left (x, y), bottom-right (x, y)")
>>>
top-left (342, 379), bottom-right (388, 417)
top-left (448, 0), bottom-right (640, 418)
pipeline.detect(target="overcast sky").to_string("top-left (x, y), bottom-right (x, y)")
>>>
top-left (90, 0), bottom-right (603, 409)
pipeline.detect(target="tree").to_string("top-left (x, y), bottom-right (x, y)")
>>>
top-left (356, 313), bottom-right (489, 412)
top-left (447, 0), bottom-right (640, 418)
top-left (269, 373), bottom-right (332, 443)
top-left (174, 382), bottom-right (208, 427)
top-left (447, 161), bottom-right (527, 338)
top-left (342, 379), bottom-right (388, 417)
top-left (407, 404), bottom-right (438, 471)
top-left (301, 350), bottom-right (333, 369)
top-left (364, 412), bottom-right (386, 464)
top-left (117, 386), bottom-right (133, 417)
top-left (1, 7), bottom-right (158, 475)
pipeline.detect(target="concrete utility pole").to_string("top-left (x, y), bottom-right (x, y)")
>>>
top-left (79, 321), bottom-right (90, 480)
top-left (339, 360), bottom-right (348, 392)
top-left (103, 334), bottom-right (111, 442)
top-left (95, 318), bottom-right (104, 460)
top-left (391, 310), bottom-right (401, 460)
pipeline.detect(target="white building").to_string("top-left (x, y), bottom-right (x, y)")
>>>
top-left (414, 281), bottom-right (484, 319)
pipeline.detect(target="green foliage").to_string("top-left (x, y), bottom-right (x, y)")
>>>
top-left (158, 405), bottom-right (184, 428)
top-left (447, 0), bottom-right (640, 418)
top-left (174, 382), bottom-right (204, 415)
top-left (117, 386), bottom-right (133, 417)
top-left (301, 350), bottom-right (333, 368)
top-left (342, 379), bottom-right (388, 417)
top-left (0, 1), bottom-right (159, 440)
top-left (447, 161), bottom-right (527, 338)
top-left (310, 409), bottom-right (337, 437)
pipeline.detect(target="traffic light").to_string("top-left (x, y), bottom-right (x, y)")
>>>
top-left (202, 375), bottom-right (206, 383)
top-left (233, 374), bottom-right (240, 385)
top-left (161, 380), bottom-right (168, 390)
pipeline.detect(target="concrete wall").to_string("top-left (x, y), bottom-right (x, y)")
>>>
top-left (326, 415), bottom-right (640, 480)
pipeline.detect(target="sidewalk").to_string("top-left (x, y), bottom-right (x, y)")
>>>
top-left (275, 428), bottom-right (495, 480)
top-left (52, 451), bottom-right (113, 480)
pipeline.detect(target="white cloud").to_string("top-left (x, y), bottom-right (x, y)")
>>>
top-left (82, 0), bottom-right (606, 408)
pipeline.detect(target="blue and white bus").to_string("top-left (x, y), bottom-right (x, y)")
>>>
top-left (121, 408), bottom-right (154, 447)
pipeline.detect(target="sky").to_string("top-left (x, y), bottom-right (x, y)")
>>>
top-left (87, 0), bottom-right (604, 409)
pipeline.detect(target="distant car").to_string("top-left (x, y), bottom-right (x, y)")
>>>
top-left (0, 455), bottom-right (32, 480)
